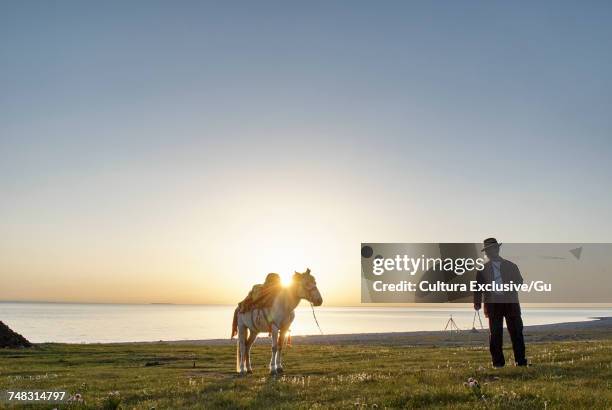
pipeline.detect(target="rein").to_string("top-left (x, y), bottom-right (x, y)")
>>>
top-left (308, 301), bottom-right (357, 366)
top-left (310, 302), bottom-right (324, 335)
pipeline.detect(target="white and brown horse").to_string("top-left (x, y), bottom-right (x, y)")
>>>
top-left (232, 269), bottom-right (323, 375)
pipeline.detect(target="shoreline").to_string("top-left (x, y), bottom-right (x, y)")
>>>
top-left (98, 316), bottom-right (612, 347)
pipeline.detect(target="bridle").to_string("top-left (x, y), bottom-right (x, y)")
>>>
top-left (297, 277), bottom-right (319, 303)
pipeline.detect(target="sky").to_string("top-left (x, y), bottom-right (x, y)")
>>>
top-left (1, 1), bottom-right (611, 305)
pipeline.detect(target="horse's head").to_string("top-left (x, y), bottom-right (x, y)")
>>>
top-left (292, 268), bottom-right (323, 306)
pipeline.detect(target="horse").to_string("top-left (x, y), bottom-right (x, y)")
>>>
top-left (232, 269), bottom-right (323, 376)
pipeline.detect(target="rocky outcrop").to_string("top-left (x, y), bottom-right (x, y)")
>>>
top-left (0, 321), bottom-right (32, 348)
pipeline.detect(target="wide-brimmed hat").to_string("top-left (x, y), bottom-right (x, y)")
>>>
top-left (481, 237), bottom-right (502, 252)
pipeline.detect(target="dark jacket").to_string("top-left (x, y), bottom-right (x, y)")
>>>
top-left (474, 258), bottom-right (523, 317)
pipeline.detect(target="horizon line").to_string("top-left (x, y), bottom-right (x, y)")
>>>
top-left (1, 300), bottom-right (611, 308)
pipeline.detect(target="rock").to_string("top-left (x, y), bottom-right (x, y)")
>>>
top-left (0, 321), bottom-right (32, 348)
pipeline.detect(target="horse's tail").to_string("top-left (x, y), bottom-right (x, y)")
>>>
top-left (236, 334), bottom-right (240, 372)
top-left (233, 306), bottom-right (240, 372)
top-left (231, 306), bottom-right (239, 339)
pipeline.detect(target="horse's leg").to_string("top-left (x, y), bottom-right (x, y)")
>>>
top-left (269, 326), bottom-right (279, 375)
top-left (276, 329), bottom-right (287, 374)
top-left (245, 330), bottom-right (258, 374)
top-left (277, 312), bottom-right (294, 374)
top-left (237, 324), bottom-right (247, 375)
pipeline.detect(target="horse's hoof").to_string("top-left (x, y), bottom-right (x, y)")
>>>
top-left (269, 369), bottom-right (277, 376)
top-left (247, 369), bottom-right (253, 375)
top-left (276, 367), bottom-right (284, 374)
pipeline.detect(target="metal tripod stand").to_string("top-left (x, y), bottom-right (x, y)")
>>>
top-left (444, 314), bottom-right (460, 334)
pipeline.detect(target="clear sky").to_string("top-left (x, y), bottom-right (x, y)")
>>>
top-left (1, 1), bottom-right (611, 305)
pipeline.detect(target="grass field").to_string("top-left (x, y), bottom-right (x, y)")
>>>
top-left (1, 335), bottom-right (611, 409)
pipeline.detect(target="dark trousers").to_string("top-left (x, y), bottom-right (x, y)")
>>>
top-left (487, 304), bottom-right (527, 367)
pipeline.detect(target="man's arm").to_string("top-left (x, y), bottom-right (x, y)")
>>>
top-left (513, 263), bottom-right (524, 285)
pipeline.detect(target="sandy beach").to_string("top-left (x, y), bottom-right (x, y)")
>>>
top-left (147, 316), bottom-right (612, 347)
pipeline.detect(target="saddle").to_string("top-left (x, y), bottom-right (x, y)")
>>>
top-left (231, 273), bottom-right (282, 339)
top-left (238, 282), bottom-right (281, 313)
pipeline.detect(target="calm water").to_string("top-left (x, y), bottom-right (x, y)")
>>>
top-left (1, 303), bottom-right (610, 344)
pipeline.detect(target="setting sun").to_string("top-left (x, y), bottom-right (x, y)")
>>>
top-left (249, 243), bottom-right (309, 289)
top-left (280, 272), bottom-right (294, 287)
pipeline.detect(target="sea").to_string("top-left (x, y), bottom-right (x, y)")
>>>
top-left (1, 303), bottom-right (610, 344)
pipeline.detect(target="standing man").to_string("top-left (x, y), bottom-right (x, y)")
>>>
top-left (474, 238), bottom-right (528, 367)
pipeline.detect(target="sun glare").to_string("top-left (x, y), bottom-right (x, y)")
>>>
top-left (280, 272), bottom-right (293, 287)
top-left (252, 245), bottom-right (307, 289)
